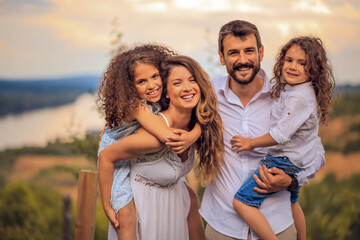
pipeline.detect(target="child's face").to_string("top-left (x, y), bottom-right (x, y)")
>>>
top-left (282, 44), bottom-right (309, 86)
top-left (133, 63), bottom-right (163, 103)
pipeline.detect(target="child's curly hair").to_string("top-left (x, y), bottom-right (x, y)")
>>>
top-left (271, 36), bottom-right (335, 124)
top-left (97, 44), bottom-right (176, 128)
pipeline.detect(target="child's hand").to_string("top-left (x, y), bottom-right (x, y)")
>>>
top-left (104, 205), bottom-right (119, 230)
top-left (166, 129), bottom-right (194, 154)
top-left (230, 135), bottom-right (254, 152)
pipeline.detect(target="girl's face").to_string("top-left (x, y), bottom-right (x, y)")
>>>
top-left (166, 66), bottom-right (201, 111)
top-left (133, 63), bottom-right (162, 103)
top-left (282, 44), bottom-right (310, 86)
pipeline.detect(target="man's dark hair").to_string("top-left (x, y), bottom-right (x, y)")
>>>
top-left (218, 20), bottom-right (262, 54)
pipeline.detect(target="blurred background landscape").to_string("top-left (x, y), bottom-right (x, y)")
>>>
top-left (1, 0), bottom-right (360, 239)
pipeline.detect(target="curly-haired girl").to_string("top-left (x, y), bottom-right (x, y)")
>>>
top-left (231, 36), bottom-right (335, 240)
top-left (97, 45), bottom-right (201, 240)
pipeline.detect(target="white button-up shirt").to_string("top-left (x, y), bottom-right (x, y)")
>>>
top-left (269, 82), bottom-right (319, 168)
top-left (199, 69), bottom-right (324, 239)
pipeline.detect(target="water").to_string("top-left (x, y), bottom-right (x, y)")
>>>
top-left (0, 93), bottom-right (105, 150)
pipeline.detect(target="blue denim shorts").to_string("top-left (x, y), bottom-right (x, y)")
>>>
top-left (234, 154), bottom-right (302, 206)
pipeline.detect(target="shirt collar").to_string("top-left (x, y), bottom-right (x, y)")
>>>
top-left (284, 81), bottom-right (312, 91)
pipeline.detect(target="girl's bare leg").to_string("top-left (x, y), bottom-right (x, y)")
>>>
top-left (115, 199), bottom-right (137, 240)
top-left (185, 183), bottom-right (205, 240)
top-left (291, 202), bottom-right (306, 240)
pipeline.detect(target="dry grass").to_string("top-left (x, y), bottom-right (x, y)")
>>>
top-left (309, 152), bottom-right (360, 184)
top-left (10, 155), bottom-right (96, 198)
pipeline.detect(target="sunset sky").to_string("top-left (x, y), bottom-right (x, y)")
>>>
top-left (0, 0), bottom-right (359, 85)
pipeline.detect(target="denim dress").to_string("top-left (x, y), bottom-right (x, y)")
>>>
top-left (98, 102), bottom-right (161, 212)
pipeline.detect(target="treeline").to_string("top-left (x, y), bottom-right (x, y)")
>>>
top-left (0, 76), bottom-right (100, 117)
top-left (331, 92), bottom-right (360, 117)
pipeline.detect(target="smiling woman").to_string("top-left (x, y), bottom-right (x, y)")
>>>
top-left (98, 55), bottom-right (224, 240)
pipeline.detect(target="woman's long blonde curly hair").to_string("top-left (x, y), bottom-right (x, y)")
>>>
top-left (161, 55), bottom-right (224, 184)
top-left (97, 44), bottom-right (176, 128)
top-left (271, 36), bottom-right (335, 124)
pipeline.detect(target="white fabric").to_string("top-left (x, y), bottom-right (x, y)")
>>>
top-left (268, 82), bottom-right (319, 168)
top-left (108, 113), bottom-right (195, 240)
top-left (199, 70), bottom-right (325, 239)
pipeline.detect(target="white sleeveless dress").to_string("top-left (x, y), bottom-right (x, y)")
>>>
top-left (108, 113), bottom-right (195, 240)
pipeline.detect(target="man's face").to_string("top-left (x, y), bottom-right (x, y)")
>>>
top-left (219, 34), bottom-right (264, 85)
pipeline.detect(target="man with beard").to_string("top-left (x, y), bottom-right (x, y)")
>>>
top-left (199, 20), bottom-right (325, 240)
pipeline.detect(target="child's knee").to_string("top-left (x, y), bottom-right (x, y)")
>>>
top-left (233, 198), bottom-right (245, 212)
top-left (233, 198), bottom-right (238, 209)
top-left (116, 201), bottom-right (136, 227)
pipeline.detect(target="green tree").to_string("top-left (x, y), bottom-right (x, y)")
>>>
top-left (0, 183), bottom-right (62, 240)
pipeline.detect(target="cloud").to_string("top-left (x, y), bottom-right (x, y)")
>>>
top-left (332, 2), bottom-right (360, 20)
top-left (0, 0), bottom-right (359, 84)
top-left (292, 0), bottom-right (331, 14)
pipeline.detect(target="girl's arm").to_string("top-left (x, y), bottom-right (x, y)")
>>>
top-left (132, 103), bottom-right (201, 153)
top-left (230, 132), bottom-right (277, 153)
top-left (166, 123), bottom-right (201, 154)
top-left (98, 127), bottom-right (164, 226)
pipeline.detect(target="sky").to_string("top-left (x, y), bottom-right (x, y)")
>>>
top-left (0, 0), bottom-right (359, 85)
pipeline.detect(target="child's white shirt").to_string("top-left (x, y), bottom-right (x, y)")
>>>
top-left (269, 82), bottom-right (319, 169)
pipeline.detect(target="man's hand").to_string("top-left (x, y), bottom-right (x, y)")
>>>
top-left (253, 165), bottom-right (292, 194)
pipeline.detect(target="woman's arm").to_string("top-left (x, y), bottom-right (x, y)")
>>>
top-left (98, 128), bottom-right (164, 225)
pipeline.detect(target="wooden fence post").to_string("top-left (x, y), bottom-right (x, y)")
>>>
top-left (75, 170), bottom-right (98, 240)
top-left (63, 195), bottom-right (72, 240)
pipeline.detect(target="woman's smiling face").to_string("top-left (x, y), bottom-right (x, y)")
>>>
top-left (166, 66), bottom-right (200, 110)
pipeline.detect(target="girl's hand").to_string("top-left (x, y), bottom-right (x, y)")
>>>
top-left (166, 129), bottom-right (195, 154)
top-left (230, 135), bottom-right (254, 152)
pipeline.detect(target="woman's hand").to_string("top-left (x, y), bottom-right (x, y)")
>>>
top-left (104, 204), bottom-right (119, 230)
top-left (230, 135), bottom-right (254, 152)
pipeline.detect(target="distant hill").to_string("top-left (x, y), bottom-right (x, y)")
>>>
top-left (334, 84), bottom-right (360, 94)
top-left (0, 76), bottom-right (359, 117)
top-left (0, 75), bottom-right (101, 117)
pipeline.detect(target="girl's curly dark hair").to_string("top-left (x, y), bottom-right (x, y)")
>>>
top-left (97, 44), bottom-right (176, 128)
top-left (271, 36), bottom-right (335, 124)
top-left (161, 55), bottom-right (224, 184)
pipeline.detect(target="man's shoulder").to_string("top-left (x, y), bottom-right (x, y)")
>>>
top-left (211, 76), bottom-right (228, 90)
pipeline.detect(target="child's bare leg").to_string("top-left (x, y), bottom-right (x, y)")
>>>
top-left (291, 202), bottom-right (306, 240)
top-left (185, 183), bottom-right (205, 240)
top-left (115, 199), bottom-right (137, 240)
top-left (233, 199), bottom-right (277, 240)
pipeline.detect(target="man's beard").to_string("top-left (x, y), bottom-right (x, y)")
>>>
top-left (229, 62), bottom-right (260, 85)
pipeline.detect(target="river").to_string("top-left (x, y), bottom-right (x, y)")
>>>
top-left (0, 93), bottom-right (105, 150)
